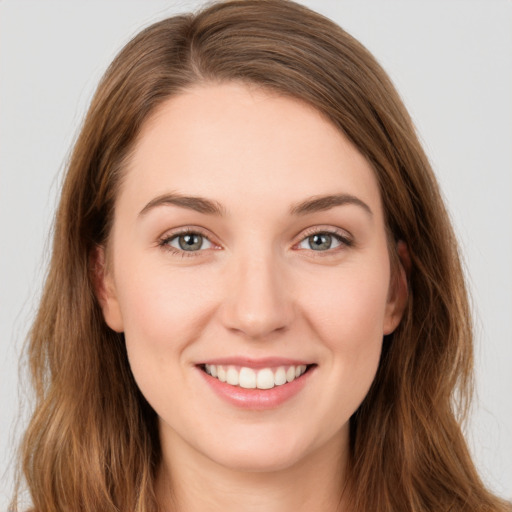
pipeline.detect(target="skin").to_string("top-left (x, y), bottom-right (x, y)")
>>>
top-left (97, 82), bottom-right (408, 512)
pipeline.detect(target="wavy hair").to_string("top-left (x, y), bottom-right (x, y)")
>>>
top-left (12, 1), bottom-right (510, 511)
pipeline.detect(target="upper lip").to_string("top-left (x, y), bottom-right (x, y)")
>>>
top-left (197, 357), bottom-right (314, 368)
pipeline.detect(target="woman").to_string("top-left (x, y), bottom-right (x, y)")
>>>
top-left (11, 1), bottom-right (511, 511)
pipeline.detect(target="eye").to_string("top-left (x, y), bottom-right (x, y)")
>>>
top-left (162, 231), bottom-right (214, 252)
top-left (296, 231), bottom-right (350, 251)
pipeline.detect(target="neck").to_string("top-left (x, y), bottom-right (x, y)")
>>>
top-left (156, 430), bottom-right (350, 512)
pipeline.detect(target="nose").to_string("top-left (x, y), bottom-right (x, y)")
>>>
top-left (219, 250), bottom-right (295, 340)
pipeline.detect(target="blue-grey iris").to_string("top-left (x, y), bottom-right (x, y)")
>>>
top-left (308, 233), bottom-right (332, 251)
top-left (178, 233), bottom-right (203, 251)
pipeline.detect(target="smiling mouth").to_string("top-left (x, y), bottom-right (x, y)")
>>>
top-left (200, 364), bottom-right (314, 390)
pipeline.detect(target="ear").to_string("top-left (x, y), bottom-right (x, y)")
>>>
top-left (383, 240), bottom-right (410, 335)
top-left (90, 245), bottom-right (124, 333)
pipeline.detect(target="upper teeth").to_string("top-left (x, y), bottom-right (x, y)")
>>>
top-left (204, 364), bottom-right (308, 389)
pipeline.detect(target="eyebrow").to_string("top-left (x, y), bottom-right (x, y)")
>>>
top-left (138, 192), bottom-right (372, 218)
top-left (289, 194), bottom-right (373, 216)
top-left (139, 193), bottom-right (226, 217)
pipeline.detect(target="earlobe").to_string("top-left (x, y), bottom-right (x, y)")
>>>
top-left (90, 245), bottom-right (124, 333)
top-left (383, 241), bottom-right (410, 335)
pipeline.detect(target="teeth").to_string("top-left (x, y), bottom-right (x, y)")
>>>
top-left (239, 367), bottom-right (256, 389)
top-left (256, 368), bottom-right (274, 389)
top-left (204, 364), bottom-right (308, 389)
top-left (275, 367), bottom-right (287, 386)
top-left (295, 365), bottom-right (306, 378)
top-left (226, 367), bottom-right (239, 386)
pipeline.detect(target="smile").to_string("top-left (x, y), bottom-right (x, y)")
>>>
top-left (203, 364), bottom-right (308, 389)
top-left (198, 360), bottom-right (316, 410)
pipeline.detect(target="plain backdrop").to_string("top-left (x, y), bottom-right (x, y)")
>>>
top-left (1, 0), bottom-right (511, 509)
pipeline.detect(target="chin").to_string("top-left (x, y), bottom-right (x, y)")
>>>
top-left (198, 426), bottom-right (324, 474)
top-left (209, 446), bottom-right (305, 474)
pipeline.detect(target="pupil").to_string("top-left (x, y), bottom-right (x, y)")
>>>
top-left (310, 233), bottom-right (331, 251)
top-left (179, 234), bottom-right (202, 251)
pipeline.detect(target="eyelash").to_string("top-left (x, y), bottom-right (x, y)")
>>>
top-left (297, 227), bottom-right (354, 253)
top-left (158, 227), bottom-right (215, 258)
top-left (158, 226), bottom-right (353, 258)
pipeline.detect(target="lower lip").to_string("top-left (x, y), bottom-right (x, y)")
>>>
top-left (198, 367), bottom-right (314, 410)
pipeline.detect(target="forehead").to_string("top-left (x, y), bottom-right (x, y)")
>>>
top-left (120, 82), bottom-right (383, 220)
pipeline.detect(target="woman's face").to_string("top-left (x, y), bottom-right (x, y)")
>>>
top-left (99, 82), bottom-right (406, 473)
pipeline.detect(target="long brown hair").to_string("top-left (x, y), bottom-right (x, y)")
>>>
top-left (12, 1), bottom-right (510, 511)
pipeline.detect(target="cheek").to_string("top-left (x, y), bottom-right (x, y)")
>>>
top-left (119, 260), bottom-right (216, 333)
top-left (114, 261), bottom-right (224, 426)
top-left (114, 261), bottom-right (218, 380)
top-left (300, 260), bottom-right (390, 386)
top-left (306, 260), bottom-right (390, 335)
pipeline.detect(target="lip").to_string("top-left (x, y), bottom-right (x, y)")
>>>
top-left (196, 358), bottom-right (316, 410)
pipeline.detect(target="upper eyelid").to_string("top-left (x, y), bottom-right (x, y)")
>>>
top-left (158, 228), bottom-right (219, 258)
top-left (160, 226), bottom-right (215, 241)
top-left (158, 225), bottom-right (353, 250)
top-left (295, 226), bottom-right (352, 242)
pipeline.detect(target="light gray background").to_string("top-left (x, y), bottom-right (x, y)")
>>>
top-left (1, 0), bottom-right (511, 509)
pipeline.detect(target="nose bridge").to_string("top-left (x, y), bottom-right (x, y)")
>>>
top-left (221, 243), bottom-right (294, 339)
